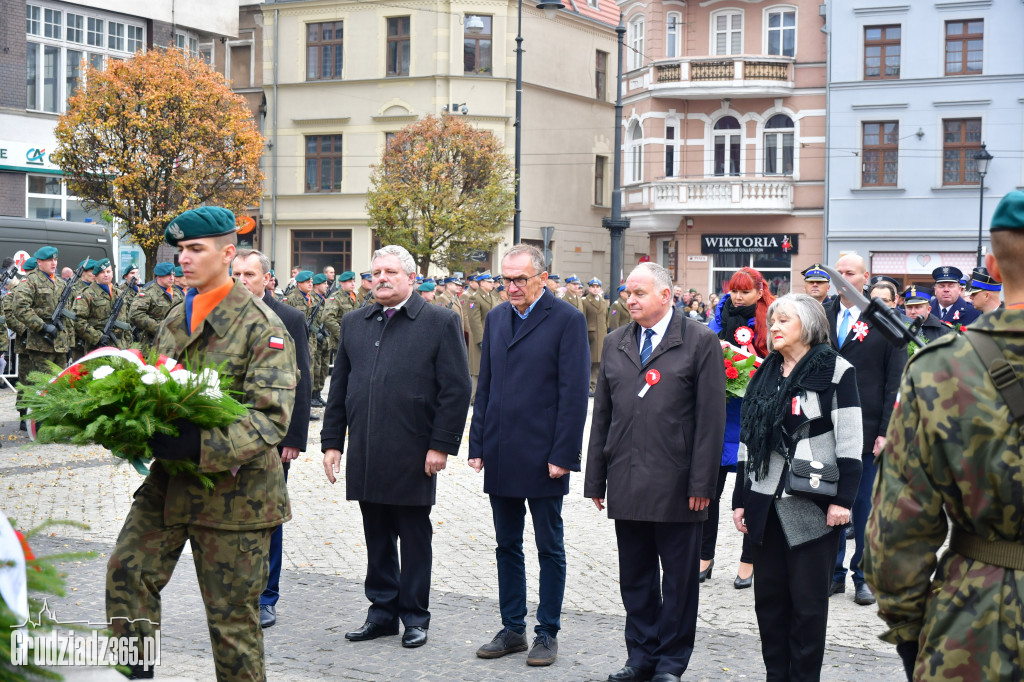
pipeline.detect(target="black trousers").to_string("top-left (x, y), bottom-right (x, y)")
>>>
top-left (701, 466), bottom-right (753, 564)
top-left (615, 519), bottom-right (702, 676)
top-left (359, 501), bottom-right (432, 628)
top-left (750, 505), bottom-right (838, 682)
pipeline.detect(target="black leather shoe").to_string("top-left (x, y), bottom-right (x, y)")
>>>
top-left (311, 395), bottom-right (326, 407)
top-left (651, 673), bottom-right (681, 682)
top-left (829, 580), bottom-right (845, 597)
top-left (402, 626), bottom-right (428, 648)
top-left (608, 665), bottom-right (654, 682)
top-left (259, 604), bottom-right (276, 628)
top-left (854, 583), bottom-right (876, 605)
top-left (476, 627), bottom-right (528, 658)
top-left (344, 621), bottom-right (399, 641)
top-left (733, 573), bottom-right (753, 589)
top-left (698, 558), bottom-right (714, 583)
top-left (309, 413), bottom-right (321, 421)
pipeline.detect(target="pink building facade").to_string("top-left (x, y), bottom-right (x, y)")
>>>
top-left (618, 0), bottom-right (826, 296)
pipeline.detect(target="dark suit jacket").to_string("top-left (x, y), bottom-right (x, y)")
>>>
top-left (584, 309), bottom-right (726, 522)
top-left (321, 293), bottom-right (471, 506)
top-left (469, 288), bottom-right (590, 498)
top-left (264, 291), bottom-right (311, 451)
top-left (827, 299), bottom-right (907, 455)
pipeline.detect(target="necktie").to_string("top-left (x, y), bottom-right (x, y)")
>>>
top-left (942, 308), bottom-right (949, 320)
top-left (838, 309), bottom-right (851, 346)
top-left (640, 328), bottom-right (655, 365)
top-left (385, 308), bottom-right (396, 319)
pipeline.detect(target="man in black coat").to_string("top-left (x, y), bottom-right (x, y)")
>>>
top-left (827, 254), bottom-right (907, 605)
top-left (321, 245), bottom-right (471, 649)
top-left (232, 249), bottom-right (312, 629)
top-left (585, 262), bottom-right (726, 682)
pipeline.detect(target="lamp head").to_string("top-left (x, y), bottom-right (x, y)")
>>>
top-left (536, 1), bottom-right (565, 20)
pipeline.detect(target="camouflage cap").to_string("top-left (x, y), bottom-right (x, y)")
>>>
top-left (312, 273), bottom-right (328, 285)
top-left (153, 262), bottom-right (174, 277)
top-left (165, 206), bottom-right (237, 246)
top-left (33, 246), bottom-right (58, 260)
top-left (990, 190), bottom-right (1024, 232)
top-left (295, 270), bottom-right (314, 283)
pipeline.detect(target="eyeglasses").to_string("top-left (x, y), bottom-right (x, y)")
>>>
top-left (503, 273), bottom-right (541, 289)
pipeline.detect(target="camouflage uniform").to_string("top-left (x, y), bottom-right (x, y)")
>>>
top-left (323, 290), bottom-right (358, 347)
top-left (129, 281), bottom-right (184, 347)
top-left (12, 269), bottom-right (73, 378)
top-left (106, 279), bottom-right (297, 682)
top-left (284, 288), bottom-right (319, 378)
top-left (72, 282), bottom-right (133, 352)
top-left (864, 309), bottom-right (1024, 681)
top-left (3, 288), bottom-right (27, 382)
top-left (310, 293), bottom-right (330, 397)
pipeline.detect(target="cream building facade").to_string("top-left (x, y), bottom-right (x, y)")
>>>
top-left (262, 0), bottom-right (649, 281)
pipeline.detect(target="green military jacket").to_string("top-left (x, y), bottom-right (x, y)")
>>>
top-left (864, 308), bottom-right (1024, 680)
top-left (323, 290), bottom-right (358, 343)
top-left (72, 282), bottom-right (132, 351)
top-left (12, 270), bottom-right (74, 353)
top-left (129, 281), bottom-right (183, 347)
top-left (285, 288), bottom-right (321, 354)
top-left (152, 279), bottom-right (298, 530)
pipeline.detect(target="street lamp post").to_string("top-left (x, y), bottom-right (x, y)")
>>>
top-left (974, 142), bottom-right (993, 267)
top-left (602, 14), bottom-right (630, 290)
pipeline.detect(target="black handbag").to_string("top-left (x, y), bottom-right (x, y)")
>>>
top-left (784, 459), bottom-right (839, 503)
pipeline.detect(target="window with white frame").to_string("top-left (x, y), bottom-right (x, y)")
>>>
top-left (175, 32), bottom-right (200, 58)
top-left (666, 13), bottom-right (681, 58)
top-left (766, 8), bottom-right (795, 57)
top-left (25, 174), bottom-right (107, 224)
top-left (26, 3), bottom-right (145, 114)
top-left (628, 121), bottom-right (643, 183)
top-left (713, 11), bottom-right (743, 56)
top-left (665, 124), bottom-right (676, 177)
top-left (628, 15), bottom-right (644, 70)
top-left (713, 116), bottom-right (741, 176)
top-left (763, 114), bottom-right (794, 175)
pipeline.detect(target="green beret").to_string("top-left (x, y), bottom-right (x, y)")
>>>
top-left (295, 270), bottom-right (313, 283)
top-left (991, 190), bottom-right (1024, 232)
top-left (23, 257), bottom-right (37, 271)
top-left (174, 266), bottom-right (183, 278)
top-left (165, 206), bottom-right (237, 246)
top-left (312, 273), bottom-right (328, 285)
top-left (92, 258), bottom-right (111, 275)
top-left (33, 246), bottom-right (57, 260)
top-left (78, 258), bottom-right (97, 270)
top-left (417, 281), bottom-right (436, 292)
top-left (123, 264), bottom-right (139, 277)
top-left (153, 262), bottom-right (174, 277)
top-left (339, 270), bottom-right (355, 282)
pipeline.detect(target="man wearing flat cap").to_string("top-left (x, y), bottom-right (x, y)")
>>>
top-left (866, 190), bottom-right (1024, 682)
top-left (72, 258), bottom-right (136, 351)
top-left (13, 245), bottom-right (75, 392)
top-left (966, 267), bottom-right (1003, 315)
top-left (929, 266), bottom-right (980, 326)
top-left (106, 205), bottom-right (298, 681)
top-left (130, 262), bottom-right (183, 347)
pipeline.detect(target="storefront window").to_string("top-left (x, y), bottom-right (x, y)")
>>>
top-left (711, 253), bottom-right (791, 297)
top-left (25, 174), bottom-right (107, 224)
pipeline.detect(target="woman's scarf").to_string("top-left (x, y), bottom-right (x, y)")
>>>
top-left (718, 296), bottom-right (758, 347)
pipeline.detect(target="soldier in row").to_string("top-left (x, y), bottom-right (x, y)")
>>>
top-left (130, 262), bottom-right (183, 346)
top-left (284, 270), bottom-right (324, 407)
top-left (582, 278), bottom-right (608, 396)
top-left (72, 258), bottom-right (136, 352)
top-left (310, 273), bottom-right (331, 407)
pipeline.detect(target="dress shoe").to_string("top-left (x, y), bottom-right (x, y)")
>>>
top-left (344, 620), bottom-right (399, 641)
top-left (309, 413), bottom-right (321, 421)
top-left (476, 627), bottom-right (528, 658)
top-left (698, 558), bottom-right (714, 583)
top-left (259, 604), bottom-right (276, 628)
top-left (733, 573), bottom-right (753, 589)
top-left (608, 665), bottom-right (654, 682)
top-left (651, 673), bottom-right (682, 682)
top-left (854, 583), bottom-right (876, 605)
top-left (829, 580), bottom-right (846, 597)
top-left (526, 632), bottom-right (557, 666)
top-left (311, 395), bottom-right (325, 407)
top-left (401, 626), bottom-right (428, 648)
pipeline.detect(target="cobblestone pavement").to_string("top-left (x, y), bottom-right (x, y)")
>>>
top-left (0, 386), bottom-right (903, 680)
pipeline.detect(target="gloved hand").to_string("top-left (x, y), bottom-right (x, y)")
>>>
top-left (895, 641), bottom-right (919, 681)
top-left (150, 418), bottom-right (201, 464)
top-left (41, 323), bottom-right (59, 341)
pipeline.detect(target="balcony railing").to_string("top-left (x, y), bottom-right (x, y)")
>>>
top-left (648, 56), bottom-right (793, 96)
top-left (647, 177), bottom-right (794, 213)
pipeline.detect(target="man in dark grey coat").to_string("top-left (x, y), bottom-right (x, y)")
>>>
top-left (321, 245), bottom-right (471, 649)
top-left (585, 262), bottom-right (726, 682)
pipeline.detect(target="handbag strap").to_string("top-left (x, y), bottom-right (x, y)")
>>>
top-left (964, 330), bottom-right (1024, 422)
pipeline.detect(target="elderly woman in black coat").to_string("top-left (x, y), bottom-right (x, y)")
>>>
top-left (731, 293), bottom-right (863, 681)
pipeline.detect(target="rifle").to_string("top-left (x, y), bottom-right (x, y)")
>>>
top-left (305, 294), bottom-right (325, 341)
top-left (99, 282), bottom-right (136, 346)
top-left (0, 263), bottom-right (18, 290)
top-left (42, 261), bottom-right (86, 345)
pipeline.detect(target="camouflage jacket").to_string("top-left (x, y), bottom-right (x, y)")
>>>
top-left (323, 291), bottom-right (357, 344)
top-left (864, 309), bottom-right (1024, 680)
top-left (284, 289), bottom-right (319, 351)
top-left (129, 281), bottom-right (183, 347)
top-left (72, 282), bottom-right (132, 350)
top-left (12, 270), bottom-right (74, 352)
top-left (152, 279), bottom-right (297, 530)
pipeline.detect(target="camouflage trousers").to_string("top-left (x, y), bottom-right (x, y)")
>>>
top-left (107, 475), bottom-right (273, 681)
top-left (313, 342), bottom-right (332, 394)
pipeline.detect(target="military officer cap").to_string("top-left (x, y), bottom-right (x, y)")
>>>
top-left (903, 285), bottom-right (932, 306)
top-left (801, 264), bottom-right (830, 282)
top-left (618, 284), bottom-right (626, 293)
top-left (548, 274), bottom-right (560, 282)
top-left (497, 284), bottom-right (505, 292)
top-left (339, 270), bottom-right (355, 282)
top-left (931, 266), bottom-right (963, 284)
top-left (415, 275), bottom-right (423, 283)
top-left (295, 270), bottom-right (314, 283)
top-left (23, 257), bottom-right (37, 272)
top-left (174, 265), bottom-right (183, 278)
top-left (312, 273), bottom-right (328, 285)
top-left (869, 275), bottom-right (900, 289)
top-left (588, 277), bottom-right (602, 286)
top-left (478, 273), bottom-right (494, 282)
top-left (441, 276), bottom-right (456, 285)
top-left (33, 245), bottom-right (58, 260)
top-left (360, 272), bottom-right (372, 280)
top-left (565, 275), bottom-right (580, 284)
top-left (153, 262), bottom-right (174, 277)
top-left (466, 274), bottom-right (477, 282)
top-left (91, 258), bottom-right (112, 275)
top-left (966, 267), bottom-right (1002, 294)
top-left (990, 189), bottom-right (1024, 231)
top-left (164, 206), bottom-right (237, 246)
top-left (417, 281), bottom-right (436, 292)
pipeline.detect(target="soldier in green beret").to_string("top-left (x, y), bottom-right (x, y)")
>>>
top-left (129, 262), bottom-right (183, 347)
top-left (284, 271), bottom-right (319, 399)
top-left (72, 259), bottom-right (135, 352)
top-left (865, 190), bottom-right (1024, 682)
top-left (321, 271), bottom-right (356, 374)
top-left (105, 205), bottom-right (297, 681)
top-left (310, 273), bottom-right (330, 407)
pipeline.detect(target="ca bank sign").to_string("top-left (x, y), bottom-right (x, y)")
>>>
top-left (0, 140), bottom-right (61, 174)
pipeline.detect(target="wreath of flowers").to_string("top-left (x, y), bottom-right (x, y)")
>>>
top-left (722, 341), bottom-right (762, 399)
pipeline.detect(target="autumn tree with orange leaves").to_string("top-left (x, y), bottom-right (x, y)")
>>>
top-left (367, 115), bottom-right (514, 274)
top-left (53, 48), bottom-right (263, 279)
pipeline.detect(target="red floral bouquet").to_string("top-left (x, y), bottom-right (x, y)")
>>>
top-left (722, 341), bottom-right (762, 399)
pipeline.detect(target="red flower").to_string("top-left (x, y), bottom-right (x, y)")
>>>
top-left (66, 364), bottom-right (89, 387)
top-left (724, 359), bottom-right (734, 368)
top-left (725, 367), bottom-right (740, 380)
top-left (959, 325), bottom-right (967, 332)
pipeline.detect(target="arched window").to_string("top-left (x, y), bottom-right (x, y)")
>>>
top-left (666, 12), bottom-right (681, 58)
top-left (629, 121), bottom-right (643, 183)
top-left (713, 116), bottom-right (741, 176)
top-left (764, 114), bottom-right (794, 175)
top-left (628, 15), bottom-right (645, 70)
top-left (712, 10), bottom-right (743, 56)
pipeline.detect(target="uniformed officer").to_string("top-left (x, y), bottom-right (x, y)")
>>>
top-left (417, 280), bottom-right (436, 302)
top-left (608, 284), bottom-right (629, 331)
top-left (72, 259), bottom-right (134, 352)
top-left (966, 267), bottom-right (1003, 314)
top-left (930, 266), bottom-right (980, 325)
top-left (74, 258), bottom-right (97, 295)
top-left (465, 275), bottom-right (483, 399)
top-left (358, 271), bottom-right (375, 307)
top-left (563, 276), bottom-right (585, 312)
top-left (106, 205), bottom-right (297, 681)
top-left (285, 271), bottom-right (319, 405)
top-left (129, 262), bottom-right (182, 347)
top-left (173, 265), bottom-right (186, 296)
top-left (12, 246), bottom-right (74, 395)
top-left (310, 273), bottom-right (331, 407)
top-left (903, 286), bottom-right (953, 344)
top-left (545, 274), bottom-right (561, 297)
top-left (801, 264), bottom-right (831, 305)
top-left (864, 190), bottom-right (1024, 682)
top-left (121, 263), bottom-right (141, 295)
top-left (582, 277), bottom-right (608, 394)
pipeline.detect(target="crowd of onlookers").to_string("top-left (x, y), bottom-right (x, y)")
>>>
top-left (672, 286), bottom-right (719, 324)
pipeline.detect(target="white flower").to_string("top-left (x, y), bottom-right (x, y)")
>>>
top-left (92, 365), bottom-right (115, 380)
top-left (140, 372), bottom-right (167, 385)
top-left (169, 369), bottom-right (196, 385)
top-left (197, 368), bottom-right (220, 388)
top-left (136, 364), bottom-right (159, 376)
top-left (201, 385), bottom-right (223, 400)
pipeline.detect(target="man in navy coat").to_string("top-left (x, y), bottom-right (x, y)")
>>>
top-left (929, 266), bottom-right (980, 326)
top-left (469, 244), bottom-right (590, 667)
